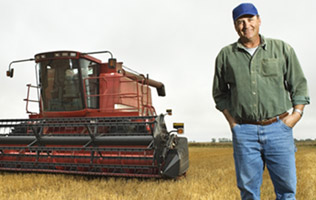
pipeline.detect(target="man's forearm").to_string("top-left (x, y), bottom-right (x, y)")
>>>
top-left (222, 109), bottom-right (237, 129)
top-left (293, 104), bottom-right (305, 113)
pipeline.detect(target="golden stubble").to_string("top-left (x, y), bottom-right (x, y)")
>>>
top-left (0, 146), bottom-right (314, 200)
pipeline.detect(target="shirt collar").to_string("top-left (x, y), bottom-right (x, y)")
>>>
top-left (236, 34), bottom-right (267, 51)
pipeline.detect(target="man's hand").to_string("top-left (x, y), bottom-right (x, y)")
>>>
top-left (282, 105), bottom-right (305, 128)
top-left (282, 112), bottom-right (301, 128)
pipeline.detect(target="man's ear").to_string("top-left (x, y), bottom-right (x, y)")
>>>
top-left (233, 21), bottom-right (238, 32)
top-left (257, 15), bottom-right (261, 26)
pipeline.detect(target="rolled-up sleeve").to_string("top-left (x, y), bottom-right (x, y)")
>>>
top-left (284, 44), bottom-right (310, 106)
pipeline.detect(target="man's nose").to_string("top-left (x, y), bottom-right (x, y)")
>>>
top-left (243, 21), bottom-right (250, 28)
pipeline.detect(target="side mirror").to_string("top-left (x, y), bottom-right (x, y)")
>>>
top-left (6, 68), bottom-right (14, 78)
top-left (6, 58), bottom-right (34, 78)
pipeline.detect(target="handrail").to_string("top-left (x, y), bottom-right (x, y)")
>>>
top-left (24, 84), bottom-right (40, 114)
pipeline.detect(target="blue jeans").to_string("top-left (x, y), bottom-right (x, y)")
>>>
top-left (232, 118), bottom-right (296, 200)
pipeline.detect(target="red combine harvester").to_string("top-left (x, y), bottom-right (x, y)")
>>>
top-left (0, 51), bottom-right (189, 178)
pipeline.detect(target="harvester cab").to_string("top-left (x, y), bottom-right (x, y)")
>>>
top-left (0, 51), bottom-right (189, 178)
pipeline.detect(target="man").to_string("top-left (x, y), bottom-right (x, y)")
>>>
top-left (212, 3), bottom-right (310, 200)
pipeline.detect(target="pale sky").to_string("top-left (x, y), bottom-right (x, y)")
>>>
top-left (0, 0), bottom-right (315, 141)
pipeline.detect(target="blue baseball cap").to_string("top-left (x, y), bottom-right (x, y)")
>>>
top-left (233, 3), bottom-right (258, 21)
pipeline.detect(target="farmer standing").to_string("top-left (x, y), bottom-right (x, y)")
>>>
top-left (212, 3), bottom-right (310, 200)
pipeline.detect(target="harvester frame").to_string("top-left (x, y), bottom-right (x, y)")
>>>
top-left (0, 50), bottom-right (189, 178)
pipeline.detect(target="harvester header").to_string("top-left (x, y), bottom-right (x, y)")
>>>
top-left (0, 50), bottom-right (189, 178)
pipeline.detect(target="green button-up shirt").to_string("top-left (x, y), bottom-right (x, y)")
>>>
top-left (212, 35), bottom-right (310, 121)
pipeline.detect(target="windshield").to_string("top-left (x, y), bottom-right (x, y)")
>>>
top-left (39, 58), bottom-right (99, 112)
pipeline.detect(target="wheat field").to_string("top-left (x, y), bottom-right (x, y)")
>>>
top-left (0, 145), bottom-right (315, 200)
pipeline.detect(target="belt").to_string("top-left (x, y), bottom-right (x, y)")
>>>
top-left (238, 112), bottom-right (289, 126)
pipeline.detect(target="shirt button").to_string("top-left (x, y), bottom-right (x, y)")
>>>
top-left (252, 92), bottom-right (256, 95)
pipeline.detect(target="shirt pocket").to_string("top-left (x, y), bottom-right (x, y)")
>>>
top-left (261, 58), bottom-right (281, 77)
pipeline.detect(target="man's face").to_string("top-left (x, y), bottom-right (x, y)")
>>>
top-left (234, 15), bottom-right (261, 42)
